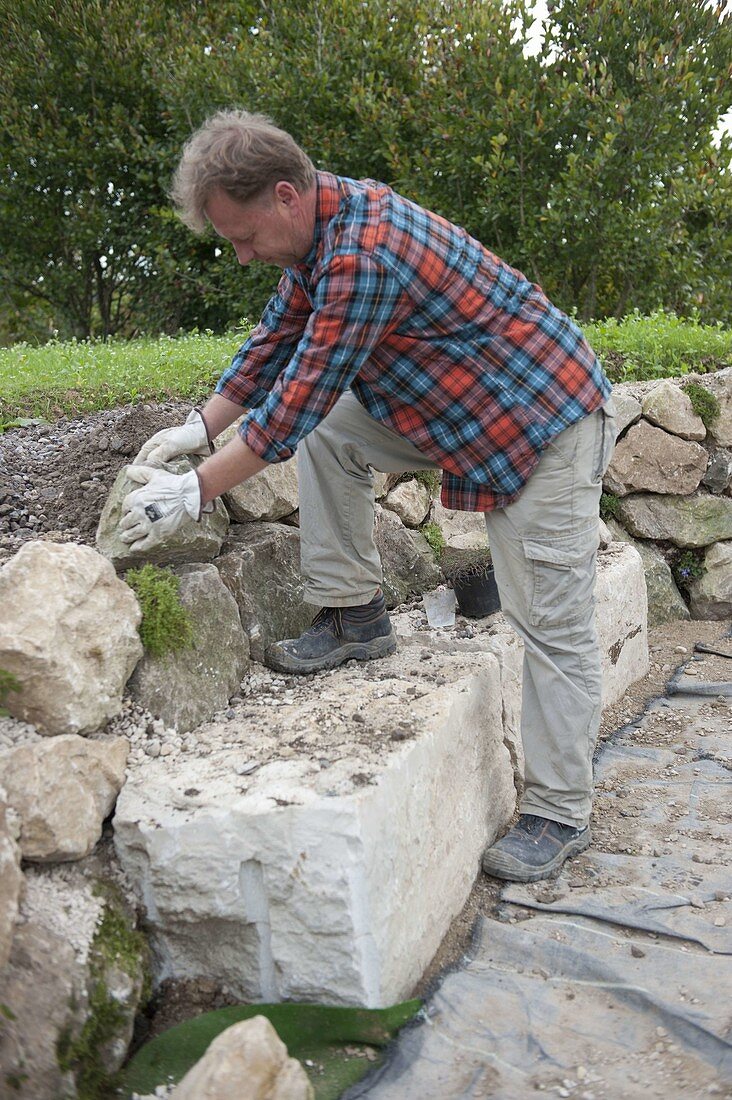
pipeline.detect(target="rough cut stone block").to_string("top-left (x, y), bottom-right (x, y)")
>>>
top-left (0, 541), bottom-right (143, 735)
top-left (0, 789), bottom-right (22, 970)
top-left (383, 479), bottom-right (431, 527)
top-left (430, 500), bottom-right (490, 550)
top-left (1, 735), bottom-right (129, 862)
top-left (612, 391), bottom-right (643, 436)
top-left (127, 564), bottom-right (250, 733)
top-left (594, 543), bottom-right (649, 701)
top-left (216, 420), bottom-right (299, 522)
top-left (604, 420), bottom-right (707, 497)
top-left (688, 540), bottom-right (732, 620)
top-left (701, 366), bottom-right (732, 447)
top-left (96, 459), bottom-right (229, 569)
top-left (216, 523), bottom-right (313, 663)
top-left (617, 491), bottom-right (732, 547)
top-left (641, 380), bottom-right (706, 440)
top-left (171, 1016), bottom-right (314, 1100)
top-left (606, 520), bottom-right (689, 626)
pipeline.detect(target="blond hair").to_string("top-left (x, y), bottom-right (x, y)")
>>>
top-left (170, 109), bottom-right (316, 233)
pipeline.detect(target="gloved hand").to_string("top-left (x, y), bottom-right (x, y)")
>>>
top-left (119, 466), bottom-right (202, 550)
top-left (132, 409), bottom-right (210, 467)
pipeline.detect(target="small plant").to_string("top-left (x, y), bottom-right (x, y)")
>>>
top-left (440, 546), bottom-right (493, 584)
top-left (682, 382), bottom-right (720, 431)
top-left (125, 565), bottom-right (194, 658)
top-left (421, 521), bottom-right (445, 560)
top-left (0, 668), bottom-right (21, 717)
top-left (411, 469), bottom-right (441, 495)
top-left (600, 492), bottom-right (621, 521)
top-left (672, 549), bottom-right (706, 591)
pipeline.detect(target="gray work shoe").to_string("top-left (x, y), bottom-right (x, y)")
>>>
top-left (481, 813), bottom-right (591, 883)
top-left (264, 590), bottom-right (397, 674)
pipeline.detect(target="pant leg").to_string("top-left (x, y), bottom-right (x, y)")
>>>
top-left (484, 399), bottom-right (617, 827)
top-left (297, 391), bottom-right (440, 607)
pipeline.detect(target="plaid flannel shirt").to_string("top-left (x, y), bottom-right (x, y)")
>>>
top-left (216, 171), bottom-right (612, 511)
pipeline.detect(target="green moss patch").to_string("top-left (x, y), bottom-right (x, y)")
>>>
top-left (682, 382), bottom-right (720, 430)
top-left (125, 564), bottom-right (194, 659)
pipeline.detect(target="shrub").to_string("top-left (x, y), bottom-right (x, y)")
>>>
top-left (125, 565), bottom-right (194, 658)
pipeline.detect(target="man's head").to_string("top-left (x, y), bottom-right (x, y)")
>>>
top-left (171, 109), bottom-right (317, 268)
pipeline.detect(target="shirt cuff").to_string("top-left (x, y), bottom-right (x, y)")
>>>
top-left (238, 417), bottom-right (296, 463)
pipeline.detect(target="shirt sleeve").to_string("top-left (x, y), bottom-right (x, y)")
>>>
top-left (239, 254), bottom-right (409, 462)
top-left (215, 272), bottom-right (313, 408)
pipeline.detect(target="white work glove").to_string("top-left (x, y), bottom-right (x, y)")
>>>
top-left (132, 409), bottom-right (210, 467)
top-left (119, 466), bottom-right (204, 550)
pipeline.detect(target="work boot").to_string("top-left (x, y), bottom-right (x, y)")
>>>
top-left (264, 589), bottom-right (396, 674)
top-left (481, 813), bottom-right (591, 883)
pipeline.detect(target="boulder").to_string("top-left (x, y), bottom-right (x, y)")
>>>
top-left (0, 866), bottom-right (148, 1100)
top-left (641, 380), bottom-right (706, 440)
top-left (0, 541), bottom-right (142, 735)
top-left (383, 479), bottom-right (431, 527)
top-left (430, 500), bottom-right (490, 550)
top-left (701, 448), bottom-right (732, 495)
top-left (0, 735), bottom-right (129, 862)
top-left (170, 1016), bottom-right (313, 1100)
top-left (606, 519), bottom-right (690, 625)
top-left (216, 523), bottom-right (312, 663)
top-left (688, 540), bottom-right (732, 620)
top-left (96, 459), bottom-right (229, 569)
top-left (700, 366), bottom-right (732, 447)
top-left (127, 564), bottom-right (250, 734)
top-left (0, 789), bottom-right (22, 970)
top-left (616, 491), bottom-right (732, 548)
top-left (594, 543), bottom-right (650, 703)
top-left (612, 391), bottom-right (643, 436)
top-left (603, 420), bottom-right (707, 497)
top-left (216, 421), bottom-right (299, 522)
top-left (374, 505), bottom-right (443, 608)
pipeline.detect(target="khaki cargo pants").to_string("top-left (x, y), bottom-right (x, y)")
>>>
top-left (297, 391), bottom-right (617, 827)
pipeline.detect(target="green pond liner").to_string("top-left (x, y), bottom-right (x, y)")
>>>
top-left (119, 999), bottom-right (422, 1099)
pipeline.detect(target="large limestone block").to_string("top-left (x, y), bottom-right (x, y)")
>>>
top-left (374, 505), bottom-right (443, 607)
top-left (0, 541), bottom-right (143, 735)
top-left (0, 789), bottom-right (22, 970)
top-left (0, 735), bottom-right (129, 862)
top-left (216, 421), bottom-right (299, 522)
top-left (641, 379), bottom-right (706, 440)
top-left (701, 366), bottom-right (732, 447)
top-left (688, 540), bottom-right (732, 620)
top-left (96, 459), bottom-right (229, 569)
top-left (171, 1016), bottom-right (313, 1100)
top-left (127, 564), bottom-right (250, 733)
top-left (612, 391), bottom-right (643, 436)
top-left (616, 491), bottom-right (732, 547)
top-left (430, 500), bottom-right (490, 550)
top-left (216, 523), bottom-right (312, 663)
top-left (114, 645), bottom-right (518, 1008)
top-left (594, 543), bottom-right (649, 703)
top-left (383, 479), bottom-right (432, 528)
top-left (603, 420), bottom-right (707, 497)
top-left (0, 865), bottom-right (148, 1100)
top-left (606, 520), bottom-right (689, 625)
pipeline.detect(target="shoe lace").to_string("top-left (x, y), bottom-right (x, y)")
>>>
top-left (310, 607), bottom-right (343, 637)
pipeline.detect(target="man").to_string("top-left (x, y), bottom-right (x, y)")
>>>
top-left (122, 109), bottom-right (616, 884)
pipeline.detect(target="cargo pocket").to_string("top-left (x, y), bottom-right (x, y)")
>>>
top-left (523, 526), bottom-right (600, 628)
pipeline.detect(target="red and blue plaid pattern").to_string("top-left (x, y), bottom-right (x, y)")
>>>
top-left (217, 172), bottom-right (611, 511)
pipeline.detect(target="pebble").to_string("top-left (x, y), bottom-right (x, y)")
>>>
top-left (713, 916), bottom-right (726, 927)
top-left (144, 739), bottom-right (161, 758)
top-left (630, 945), bottom-right (645, 958)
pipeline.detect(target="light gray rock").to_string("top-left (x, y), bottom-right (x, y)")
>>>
top-left (603, 420), bottom-right (707, 497)
top-left (612, 391), bottom-right (643, 436)
top-left (0, 735), bottom-right (129, 862)
top-left (606, 519), bottom-right (690, 625)
top-left (374, 505), bottom-right (443, 608)
top-left (216, 420), bottom-right (299, 522)
top-left (641, 380), bottom-right (706, 440)
top-left (594, 543), bottom-right (650, 702)
top-left (0, 541), bottom-right (142, 735)
top-left (383, 479), bottom-right (431, 528)
top-left (701, 448), bottom-right (732, 495)
top-left (0, 789), bottom-right (22, 970)
top-left (430, 500), bottom-right (490, 550)
top-left (127, 564), bottom-right (250, 733)
top-left (701, 366), bottom-right (732, 447)
top-left (215, 523), bottom-right (312, 662)
top-left (170, 1016), bottom-right (313, 1100)
top-left (616, 492), bottom-right (732, 548)
top-left (96, 459), bottom-right (229, 569)
top-left (688, 540), bottom-right (732, 620)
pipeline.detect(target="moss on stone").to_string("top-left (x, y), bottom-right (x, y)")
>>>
top-left (420, 521), bottom-right (445, 560)
top-left (125, 563), bottom-right (194, 658)
top-left (0, 667), bottom-right (21, 717)
top-left (683, 381), bottom-right (720, 430)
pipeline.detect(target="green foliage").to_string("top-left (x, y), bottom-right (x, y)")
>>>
top-left (683, 382), bottom-right (721, 429)
top-left (672, 549), bottom-right (706, 591)
top-left (0, 669), bottom-right (21, 718)
top-left (420, 521), bottom-right (445, 560)
top-left (125, 565), bottom-right (194, 658)
top-left (599, 493), bottom-right (621, 521)
top-left (585, 311), bottom-right (732, 383)
top-left (411, 470), bottom-right (442, 495)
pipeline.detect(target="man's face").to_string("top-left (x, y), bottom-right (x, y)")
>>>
top-left (205, 184), bottom-right (313, 269)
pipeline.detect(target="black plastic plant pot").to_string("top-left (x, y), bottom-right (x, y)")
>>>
top-left (453, 567), bottom-right (501, 618)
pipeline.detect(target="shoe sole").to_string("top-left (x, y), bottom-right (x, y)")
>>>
top-left (264, 630), bottom-right (398, 675)
top-left (482, 828), bottom-right (592, 884)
